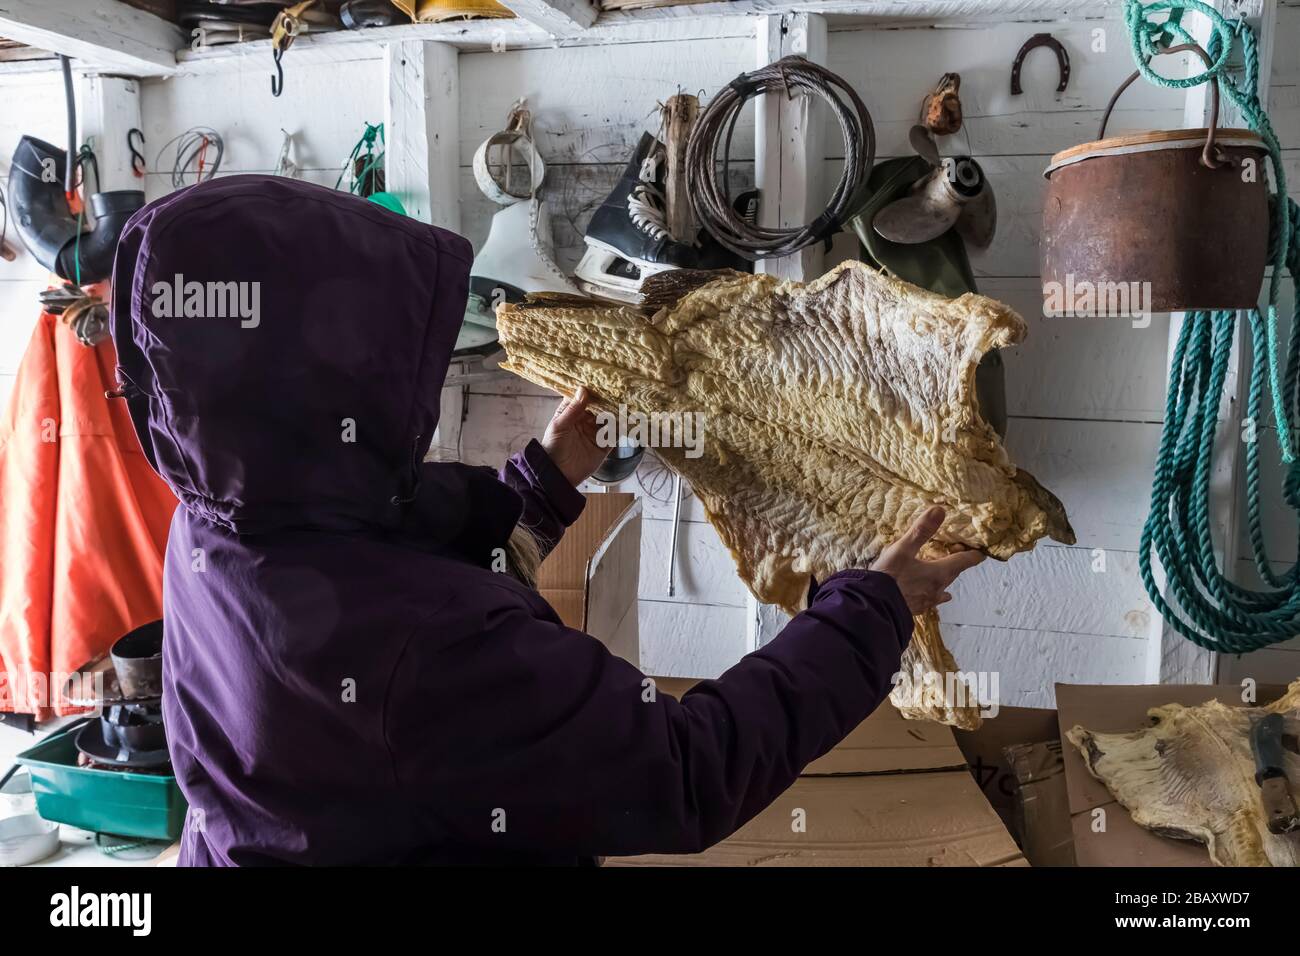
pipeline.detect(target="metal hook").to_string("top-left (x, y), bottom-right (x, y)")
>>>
top-left (127, 128), bottom-right (146, 177)
top-left (271, 48), bottom-right (285, 97)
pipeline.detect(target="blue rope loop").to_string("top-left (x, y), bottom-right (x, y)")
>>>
top-left (1129, 0), bottom-right (1300, 651)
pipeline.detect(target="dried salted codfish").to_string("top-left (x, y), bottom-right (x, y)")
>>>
top-left (498, 261), bottom-right (1075, 728)
top-left (1067, 682), bottom-right (1300, 867)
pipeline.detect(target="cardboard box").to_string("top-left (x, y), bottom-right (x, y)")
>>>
top-left (1006, 740), bottom-right (1076, 867)
top-left (954, 706), bottom-right (1060, 826)
top-left (1056, 682), bottom-right (1289, 867)
top-left (537, 492), bottom-right (641, 666)
top-left (953, 705), bottom-right (1073, 866)
top-left (611, 679), bottom-right (1024, 866)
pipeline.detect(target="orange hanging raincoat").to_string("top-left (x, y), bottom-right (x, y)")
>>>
top-left (0, 295), bottom-right (176, 718)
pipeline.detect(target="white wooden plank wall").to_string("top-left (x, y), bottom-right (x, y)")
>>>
top-left (449, 10), bottom-right (1186, 687)
top-left (0, 3), bottom-right (1296, 692)
top-left (0, 52), bottom-right (388, 407)
top-left (818, 12), bottom-right (1175, 700)
top-left (455, 34), bottom-right (760, 677)
top-left (0, 73), bottom-right (78, 414)
top-left (836, 8), bottom-right (1297, 699)
top-left (139, 55), bottom-right (387, 201)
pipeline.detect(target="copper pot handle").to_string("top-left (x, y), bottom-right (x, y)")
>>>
top-left (1098, 43), bottom-right (1225, 169)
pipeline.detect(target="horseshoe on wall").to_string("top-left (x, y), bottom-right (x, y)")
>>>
top-left (1011, 33), bottom-right (1070, 95)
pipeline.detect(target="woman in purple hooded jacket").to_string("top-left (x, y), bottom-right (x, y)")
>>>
top-left (109, 175), bottom-right (983, 866)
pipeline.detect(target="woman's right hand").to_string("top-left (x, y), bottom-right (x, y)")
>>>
top-left (870, 506), bottom-right (985, 615)
top-left (541, 387), bottom-right (609, 487)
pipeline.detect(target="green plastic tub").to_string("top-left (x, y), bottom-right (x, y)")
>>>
top-left (16, 722), bottom-right (187, 841)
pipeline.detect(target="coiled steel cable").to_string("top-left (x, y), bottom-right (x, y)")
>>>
top-left (686, 56), bottom-right (875, 261)
top-left (156, 127), bottom-right (225, 188)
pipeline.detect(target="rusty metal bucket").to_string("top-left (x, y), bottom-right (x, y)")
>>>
top-left (1041, 44), bottom-right (1269, 313)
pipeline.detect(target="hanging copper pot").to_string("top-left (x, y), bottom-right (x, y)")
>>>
top-left (1041, 44), bottom-right (1269, 314)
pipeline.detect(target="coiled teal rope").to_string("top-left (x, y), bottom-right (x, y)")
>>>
top-left (1131, 0), bottom-right (1300, 651)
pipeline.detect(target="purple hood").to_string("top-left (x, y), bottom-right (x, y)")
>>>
top-left (111, 175), bottom-right (913, 866)
top-left (111, 174), bottom-right (518, 555)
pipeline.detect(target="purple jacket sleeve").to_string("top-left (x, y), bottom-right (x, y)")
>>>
top-left (386, 568), bottom-right (913, 858)
top-left (499, 438), bottom-right (586, 559)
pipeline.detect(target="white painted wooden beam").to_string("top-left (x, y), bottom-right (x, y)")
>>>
top-left (0, 0), bottom-right (1123, 80)
top-left (748, 11), bottom-right (827, 650)
top-left (1144, 0), bottom-right (1278, 685)
top-left (754, 11), bottom-right (828, 283)
top-left (426, 383), bottom-right (466, 463)
top-left (748, 601), bottom-right (789, 651)
top-left (79, 74), bottom-right (142, 193)
top-left (0, 0), bottom-right (181, 77)
top-left (385, 39), bottom-right (463, 461)
top-left (84, 14), bottom-right (754, 78)
top-left (384, 40), bottom-right (460, 231)
top-left (497, 0), bottom-right (597, 36)
top-left (598, 0), bottom-right (1116, 24)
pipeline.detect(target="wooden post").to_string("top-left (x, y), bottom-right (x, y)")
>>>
top-left (662, 93), bottom-right (700, 243)
top-left (80, 75), bottom-right (142, 194)
top-left (384, 40), bottom-right (460, 231)
top-left (747, 12), bottom-right (827, 649)
top-left (385, 40), bottom-right (463, 457)
top-left (753, 11), bottom-right (827, 283)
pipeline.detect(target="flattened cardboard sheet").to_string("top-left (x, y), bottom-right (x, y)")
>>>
top-left (538, 492), bottom-right (640, 664)
top-left (652, 677), bottom-right (965, 775)
top-left (621, 677), bottom-right (1024, 866)
top-left (1007, 740), bottom-right (1076, 867)
top-left (954, 705), bottom-right (1061, 825)
top-left (1056, 682), bottom-right (1289, 868)
top-left (611, 772), bottom-right (1026, 867)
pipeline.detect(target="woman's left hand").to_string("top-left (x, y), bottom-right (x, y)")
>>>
top-left (542, 387), bottom-right (609, 487)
